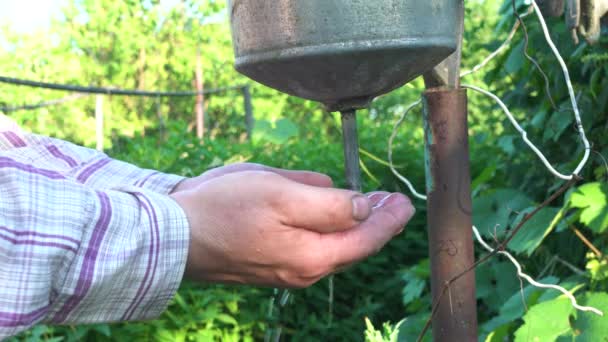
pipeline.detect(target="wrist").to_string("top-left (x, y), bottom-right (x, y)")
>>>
top-left (169, 177), bottom-right (193, 194)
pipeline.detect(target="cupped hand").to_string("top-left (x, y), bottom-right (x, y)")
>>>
top-left (171, 162), bottom-right (333, 193)
top-left (170, 166), bottom-right (415, 288)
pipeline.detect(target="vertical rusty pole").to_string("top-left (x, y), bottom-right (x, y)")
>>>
top-left (422, 0), bottom-right (477, 340)
top-left (423, 89), bottom-right (476, 341)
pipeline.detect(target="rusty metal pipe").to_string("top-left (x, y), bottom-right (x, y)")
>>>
top-left (423, 88), bottom-right (477, 341)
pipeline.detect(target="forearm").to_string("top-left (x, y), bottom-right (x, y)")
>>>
top-left (0, 157), bottom-right (189, 339)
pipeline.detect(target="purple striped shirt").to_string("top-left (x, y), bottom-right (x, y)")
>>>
top-left (0, 116), bottom-right (190, 339)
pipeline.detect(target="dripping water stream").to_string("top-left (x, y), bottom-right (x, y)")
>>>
top-left (265, 109), bottom-right (361, 341)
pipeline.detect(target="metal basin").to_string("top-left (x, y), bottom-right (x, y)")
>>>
top-left (228, 0), bottom-right (459, 111)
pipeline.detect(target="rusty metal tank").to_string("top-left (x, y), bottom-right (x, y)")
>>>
top-left (228, 0), bottom-right (459, 111)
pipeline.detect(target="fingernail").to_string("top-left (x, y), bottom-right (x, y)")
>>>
top-left (366, 193), bottom-right (384, 201)
top-left (406, 205), bottom-right (415, 221)
top-left (373, 194), bottom-right (395, 209)
top-left (367, 192), bottom-right (387, 206)
top-left (352, 195), bottom-right (371, 221)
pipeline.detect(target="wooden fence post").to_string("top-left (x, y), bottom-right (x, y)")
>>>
top-left (95, 94), bottom-right (103, 151)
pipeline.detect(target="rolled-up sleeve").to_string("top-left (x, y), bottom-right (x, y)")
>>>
top-left (0, 156), bottom-right (190, 339)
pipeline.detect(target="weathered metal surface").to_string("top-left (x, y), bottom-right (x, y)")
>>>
top-left (228, 0), bottom-right (458, 112)
top-left (423, 89), bottom-right (477, 341)
top-left (423, 0), bottom-right (464, 89)
top-left (340, 110), bottom-right (362, 192)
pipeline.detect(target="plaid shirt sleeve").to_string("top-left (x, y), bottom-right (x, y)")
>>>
top-left (0, 123), bottom-right (190, 339)
top-left (0, 129), bottom-right (186, 194)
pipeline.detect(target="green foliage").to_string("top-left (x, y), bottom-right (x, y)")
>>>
top-left (572, 292), bottom-right (608, 341)
top-left (511, 292), bottom-right (608, 341)
top-left (401, 259), bottom-right (429, 307)
top-left (508, 206), bottom-right (565, 256)
top-left (514, 297), bottom-right (574, 341)
top-left (473, 188), bottom-right (533, 238)
top-left (363, 318), bottom-right (401, 342)
top-left (569, 182), bottom-right (608, 233)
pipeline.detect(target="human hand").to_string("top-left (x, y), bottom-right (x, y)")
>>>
top-left (170, 168), bottom-right (415, 288)
top-left (171, 162), bottom-right (333, 193)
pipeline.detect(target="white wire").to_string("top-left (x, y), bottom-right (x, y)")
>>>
top-left (472, 225), bottom-right (603, 316)
top-left (387, 99), bottom-right (427, 201)
top-left (531, 0), bottom-right (591, 175)
top-left (462, 83), bottom-right (573, 180)
top-left (460, 7), bottom-right (532, 78)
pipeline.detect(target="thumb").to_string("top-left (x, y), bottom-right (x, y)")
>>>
top-left (320, 193), bottom-right (415, 267)
top-left (275, 178), bottom-right (373, 233)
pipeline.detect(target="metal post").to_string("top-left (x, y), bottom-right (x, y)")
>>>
top-left (340, 110), bottom-right (362, 192)
top-left (421, 0), bottom-right (477, 340)
top-left (95, 94), bottom-right (103, 151)
top-left (423, 89), bottom-right (476, 341)
top-left (329, 109), bottom-right (362, 326)
top-left (243, 85), bottom-right (254, 140)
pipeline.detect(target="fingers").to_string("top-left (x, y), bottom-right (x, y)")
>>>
top-left (200, 163), bottom-right (333, 187)
top-left (275, 179), bottom-right (375, 233)
top-left (277, 169), bottom-right (333, 188)
top-left (318, 193), bottom-right (415, 268)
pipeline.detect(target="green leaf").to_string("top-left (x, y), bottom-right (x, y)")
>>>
top-left (572, 292), bottom-right (608, 341)
top-left (507, 206), bottom-right (565, 256)
top-left (505, 40), bottom-right (526, 74)
top-left (589, 66), bottom-right (604, 99)
top-left (497, 135), bottom-right (517, 155)
top-left (514, 298), bottom-right (575, 342)
top-left (251, 119), bottom-right (273, 143)
top-left (396, 313), bottom-right (432, 342)
top-left (471, 164), bottom-right (498, 195)
top-left (530, 110), bottom-right (547, 129)
top-left (484, 323), bottom-right (512, 342)
top-left (93, 324), bottom-right (112, 337)
top-left (216, 313), bottom-right (238, 326)
top-left (482, 276), bottom-right (559, 333)
top-left (473, 189), bottom-right (534, 238)
top-left (537, 279), bottom-right (585, 303)
top-left (476, 262), bottom-right (522, 311)
top-left (402, 276), bottom-right (426, 306)
top-left (273, 118), bottom-right (299, 142)
top-left (225, 300), bottom-right (239, 314)
top-left (569, 182), bottom-right (608, 233)
top-left (401, 259), bottom-right (431, 306)
top-left (43, 338), bottom-right (64, 342)
top-left (543, 111), bottom-right (573, 142)
top-left (252, 118), bottom-right (299, 144)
